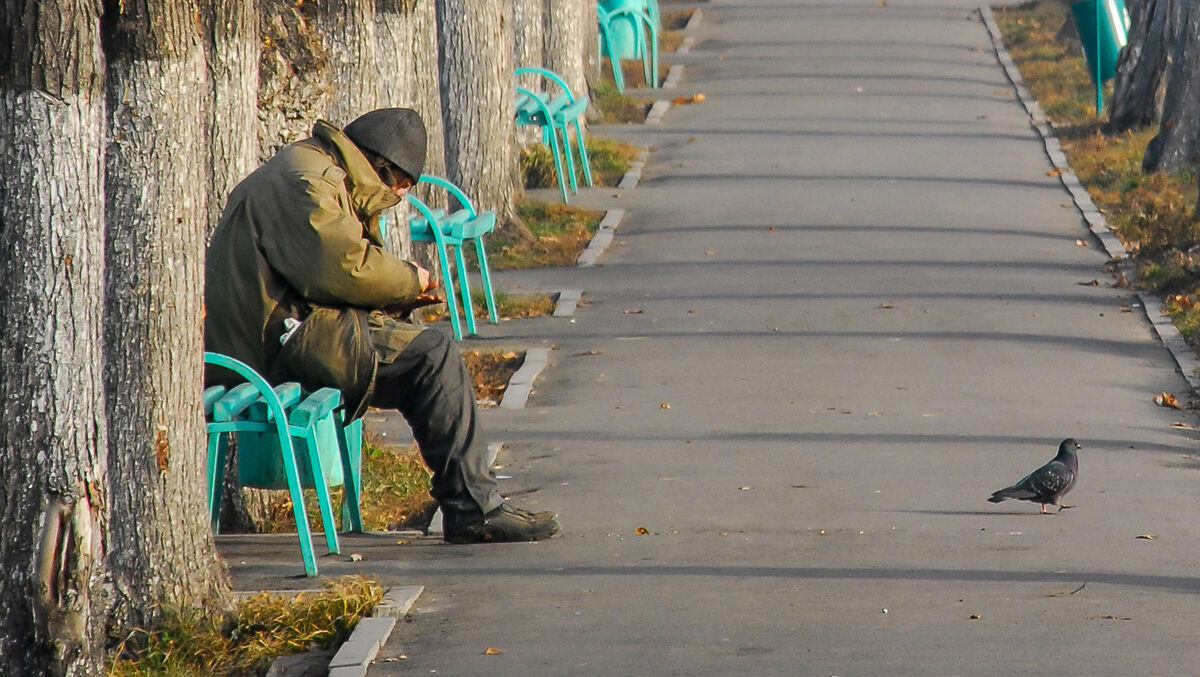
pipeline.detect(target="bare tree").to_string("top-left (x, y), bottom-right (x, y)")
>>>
top-left (543, 0), bottom-right (589, 98)
top-left (436, 0), bottom-right (529, 238)
top-left (206, 0), bottom-right (260, 236)
top-left (0, 3), bottom-right (111, 673)
top-left (1109, 0), bottom-right (1172, 133)
top-left (312, 0), bottom-right (378, 125)
top-left (514, 0), bottom-right (544, 72)
top-left (377, 0), bottom-right (447, 267)
top-left (1143, 1), bottom-right (1200, 173)
top-left (102, 0), bottom-right (233, 631)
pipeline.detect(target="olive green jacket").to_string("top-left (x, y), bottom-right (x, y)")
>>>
top-left (204, 120), bottom-right (423, 418)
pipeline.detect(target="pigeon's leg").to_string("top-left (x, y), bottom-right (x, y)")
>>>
top-left (1058, 504), bottom-right (1074, 511)
top-left (1040, 504), bottom-right (1050, 514)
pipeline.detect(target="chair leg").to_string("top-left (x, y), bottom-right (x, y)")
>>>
top-left (276, 430), bottom-right (319, 576)
top-left (299, 424), bottom-right (341, 555)
top-left (558, 119), bottom-right (580, 194)
top-left (571, 118), bottom-right (594, 187)
top-left (207, 432), bottom-right (227, 533)
top-left (544, 123), bottom-right (570, 202)
top-left (474, 235), bottom-right (499, 324)
top-left (337, 415), bottom-right (364, 533)
top-left (432, 234), bottom-right (464, 340)
top-left (453, 244), bottom-right (478, 336)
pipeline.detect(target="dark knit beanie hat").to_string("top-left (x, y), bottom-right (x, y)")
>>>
top-left (343, 108), bottom-right (427, 181)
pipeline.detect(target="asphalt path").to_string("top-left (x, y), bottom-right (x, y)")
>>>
top-left (225, 1), bottom-right (1200, 674)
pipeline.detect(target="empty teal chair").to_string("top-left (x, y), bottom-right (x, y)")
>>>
top-left (597, 7), bottom-right (627, 92)
top-left (384, 175), bottom-right (498, 340)
top-left (514, 66), bottom-right (594, 202)
top-left (204, 352), bottom-right (364, 577)
top-left (597, 0), bottom-right (659, 89)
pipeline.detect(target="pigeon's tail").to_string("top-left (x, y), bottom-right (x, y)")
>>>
top-left (989, 486), bottom-right (1035, 503)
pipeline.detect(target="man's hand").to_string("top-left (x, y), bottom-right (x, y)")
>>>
top-left (414, 264), bottom-right (434, 292)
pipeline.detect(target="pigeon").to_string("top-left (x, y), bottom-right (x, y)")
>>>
top-left (987, 439), bottom-right (1080, 514)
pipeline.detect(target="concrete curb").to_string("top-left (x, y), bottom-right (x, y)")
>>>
top-left (646, 99), bottom-right (671, 125)
top-left (980, 5), bottom-right (1200, 393)
top-left (499, 347), bottom-right (550, 409)
top-left (578, 207), bottom-right (627, 267)
top-left (553, 288), bottom-right (583, 317)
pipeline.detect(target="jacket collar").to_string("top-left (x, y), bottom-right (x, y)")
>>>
top-left (312, 120), bottom-right (399, 246)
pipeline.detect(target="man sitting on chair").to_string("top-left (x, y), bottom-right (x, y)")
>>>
top-left (204, 108), bottom-right (559, 543)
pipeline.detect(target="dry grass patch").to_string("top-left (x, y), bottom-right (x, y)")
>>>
top-left (108, 576), bottom-right (383, 676)
top-left (488, 200), bottom-right (603, 270)
top-left (994, 1), bottom-right (1200, 340)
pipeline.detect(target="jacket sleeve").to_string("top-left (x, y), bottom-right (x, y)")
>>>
top-left (262, 170), bottom-right (422, 308)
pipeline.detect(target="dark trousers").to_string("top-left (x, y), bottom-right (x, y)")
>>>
top-left (370, 328), bottom-right (503, 517)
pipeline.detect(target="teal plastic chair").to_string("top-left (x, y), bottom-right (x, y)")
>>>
top-left (204, 352), bottom-right (364, 577)
top-left (384, 175), bottom-right (498, 340)
top-left (596, 7), bottom-right (626, 92)
top-left (597, 0), bottom-right (659, 90)
top-left (514, 66), bottom-right (594, 202)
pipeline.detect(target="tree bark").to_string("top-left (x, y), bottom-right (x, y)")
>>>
top-left (436, 0), bottom-right (528, 238)
top-left (257, 0), bottom-right (331, 158)
top-left (0, 4), bottom-right (111, 674)
top-left (514, 0), bottom-right (544, 71)
top-left (101, 0), bottom-right (233, 632)
top-left (543, 0), bottom-right (588, 100)
top-left (205, 0), bottom-right (259, 237)
top-left (377, 0), bottom-right (446, 272)
top-left (312, 0), bottom-right (378, 126)
top-left (1109, 0), bottom-right (1171, 133)
top-left (1143, 1), bottom-right (1200, 172)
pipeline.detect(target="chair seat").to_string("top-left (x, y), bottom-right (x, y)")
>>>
top-left (410, 208), bottom-right (495, 242)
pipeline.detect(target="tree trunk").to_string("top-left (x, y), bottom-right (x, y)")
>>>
top-left (257, 0), bottom-right (331, 158)
top-left (102, 0), bottom-right (233, 632)
top-left (514, 0), bottom-right (544, 71)
top-left (206, 0), bottom-right (259, 237)
top-left (513, 0), bottom-right (544, 146)
top-left (312, 0), bottom-right (378, 126)
top-left (376, 0), bottom-right (446, 273)
top-left (582, 0), bottom-right (601, 91)
top-left (0, 4), bottom-right (111, 674)
top-left (543, 0), bottom-right (588, 99)
top-left (1143, 1), bottom-right (1200, 172)
top-left (436, 0), bottom-right (528, 238)
top-left (1109, 0), bottom-right (1172, 133)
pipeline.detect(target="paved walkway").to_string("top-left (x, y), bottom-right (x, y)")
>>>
top-left (223, 1), bottom-right (1200, 673)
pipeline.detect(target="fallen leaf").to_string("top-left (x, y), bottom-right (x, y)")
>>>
top-left (1172, 421), bottom-right (1194, 429)
top-left (635, 526), bottom-right (649, 535)
top-left (1089, 615), bottom-right (1131, 621)
top-left (659, 402), bottom-right (670, 409)
top-left (969, 614), bottom-right (981, 620)
top-left (1074, 239), bottom-right (1088, 246)
top-left (1046, 582), bottom-right (1087, 597)
top-left (671, 93), bottom-right (706, 105)
top-left (348, 553), bottom-right (363, 562)
top-left (878, 0), bottom-right (887, 5)
top-left (1121, 307), bottom-right (1132, 313)
top-left (1154, 392), bottom-right (1180, 409)
top-left (395, 539), bottom-right (411, 545)
top-left (484, 647), bottom-right (503, 655)
top-left (1135, 534), bottom-right (1157, 540)
top-left (878, 302), bottom-right (894, 309)
top-left (1046, 168), bottom-right (1062, 177)
top-left (623, 308), bottom-right (644, 314)
top-left (768, 226), bottom-right (775, 232)
top-left (574, 349), bottom-right (603, 356)
top-left (1076, 279), bottom-right (1099, 286)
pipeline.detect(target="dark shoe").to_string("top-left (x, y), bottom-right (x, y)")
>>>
top-left (443, 503), bottom-right (560, 544)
